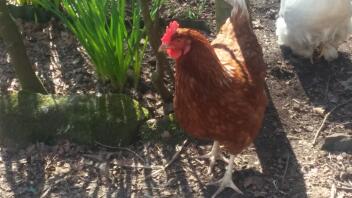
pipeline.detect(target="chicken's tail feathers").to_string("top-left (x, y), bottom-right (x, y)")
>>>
top-left (225, 0), bottom-right (251, 26)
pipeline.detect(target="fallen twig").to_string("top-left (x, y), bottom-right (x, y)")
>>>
top-left (337, 180), bottom-right (352, 189)
top-left (325, 74), bottom-right (331, 103)
top-left (95, 141), bottom-right (145, 164)
top-left (282, 152), bottom-right (290, 181)
top-left (336, 186), bottom-right (352, 191)
top-left (143, 139), bottom-right (189, 180)
top-left (40, 177), bottom-right (69, 198)
top-left (312, 97), bottom-right (352, 146)
top-left (111, 163), bottom-right (163, 170)
top-left (272, 180), bottom-right (288, 195)
top-left (82, 153), bottom-right (161, 170)
top-left (163, 139), bottom-right (189, 169)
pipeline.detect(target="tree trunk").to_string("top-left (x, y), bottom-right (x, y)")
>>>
top-left (140, 0), bottom-right (172, 103)
top-left (0, 0), bottom-right (47, 94)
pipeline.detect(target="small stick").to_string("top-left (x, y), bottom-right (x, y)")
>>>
top-left (330, 183), bottom-right (337, 198)
top-left (282, 152), bottom-right (290, 181)
top-left (312, 97), bottom-right (352, 146)
top-left (95, 141), bottom-right (145, 164)
top-left (82, 153), bottom-right (158, 170)
top-left (143, 139), bottom-right (189, 180)
top-left (163, 139), bottom-right (189, 169)
top-left (325, 74), bottom-right (331, 103)
top-left (336, 186), bottom-right (352, 191)
top-left (338, 180), bottom-right (352, 188)
top-left (272, 180), bottom-right (288, 195)
top-left (111, 163), bottom-right (162, 169)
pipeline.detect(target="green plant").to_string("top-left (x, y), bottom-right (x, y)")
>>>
top-left (16, 0), bottom-right (31, 5)
top-left (150, 0), bottom-right (164, 19)
top-left (34, 0), bottom-right (146, 91)
top-left (184, 0), bottom-right (207, 20)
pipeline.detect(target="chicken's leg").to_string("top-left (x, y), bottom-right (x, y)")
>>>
top-left (209, 155), bottom-right (243, 198)
top-left (199, 141), bottom-right (228, 174)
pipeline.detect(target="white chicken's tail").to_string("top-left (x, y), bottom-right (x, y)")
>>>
top-left (225, 0), bottom-right (250, 25)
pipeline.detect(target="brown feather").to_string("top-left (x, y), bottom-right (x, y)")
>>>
top-left (173, 15), bottom-right (267, 155)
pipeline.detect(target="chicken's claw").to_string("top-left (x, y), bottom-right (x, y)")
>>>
top-left (209, 155), bottom-right (243, 198)
top-left (199, 141), bottom-right (228, 174)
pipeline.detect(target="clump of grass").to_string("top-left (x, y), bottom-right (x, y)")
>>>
top-left (150, 0), bottom-right (164, 18)
top-left (34, 0), bottom-right (146, 91)
top-left (186, 0), bottom-right (207, 19)
top-left (165, 0), bottom-right (207, 20)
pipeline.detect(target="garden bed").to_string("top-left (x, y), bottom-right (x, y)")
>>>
top-left (0, 0), bottom-right (351, 197)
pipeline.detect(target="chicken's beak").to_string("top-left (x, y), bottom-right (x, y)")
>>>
top-left (158, 44), bottom-right (168, 52)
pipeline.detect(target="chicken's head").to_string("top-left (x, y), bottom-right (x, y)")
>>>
top-left (159, 21), bottom-right (191, 60)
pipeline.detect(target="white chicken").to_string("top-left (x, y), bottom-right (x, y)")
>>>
top-left (276, 0), bottom-right (352, 61)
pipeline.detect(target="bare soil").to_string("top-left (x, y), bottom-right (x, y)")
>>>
top-left (0, 0), bottom-right (351, 197)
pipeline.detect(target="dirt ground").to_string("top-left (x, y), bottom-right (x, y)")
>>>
top-left (0, 0), bottom-right (352, 197)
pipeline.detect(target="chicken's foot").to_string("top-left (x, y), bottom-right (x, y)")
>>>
top-left (209, 155), bottom-right (243, 198)
top-left (317, 43), bottom-right (338, 61)
top-left (199, 141), bottom-right (228, 174)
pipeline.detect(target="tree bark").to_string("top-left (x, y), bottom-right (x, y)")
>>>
top-left (0, 0), bottom-right (47, 94)
top-left (140, 0), bottom-right (172, 103)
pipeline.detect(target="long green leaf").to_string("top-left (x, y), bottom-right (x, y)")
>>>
top-left (34, 0), bottom-right (147, 91)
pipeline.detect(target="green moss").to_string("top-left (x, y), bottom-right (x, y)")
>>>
top-left (0, 92), bottom-right (149, 146)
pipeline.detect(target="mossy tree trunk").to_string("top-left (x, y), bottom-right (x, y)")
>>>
top-left (0, 0), bottom-right (47, 94)
top-left (0, 92), bottom-right (149, 146)
top-left (140, 0), bottom-right (172, 103)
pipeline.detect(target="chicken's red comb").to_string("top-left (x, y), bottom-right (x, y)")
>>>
top-left (161, 21), bottom-right (179, 44)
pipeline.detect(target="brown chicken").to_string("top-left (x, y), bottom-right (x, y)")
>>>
top-left (159, 0), bottom-right (267, 196)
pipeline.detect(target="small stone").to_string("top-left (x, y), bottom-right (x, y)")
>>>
top-left (322, 134), bottom-right (352, 152)
top-left (336, 155), bottom-right (344, 161)
top-left (253, 191), bottom-right (266, 197)
top-left (163, 191), bottom-right (172, 196)
top-left (146, 119), bottom-right (157, 125)
top-left (292, 103), bottom-right (300, 110)
top-left (72, 58), bottom-right (80, 64)
top-left (161, 130), bottom-right (171, 139)
top-left (313, 107), bottom-right (325, 115)
top-left (305, 126), bottom-right (314, 132)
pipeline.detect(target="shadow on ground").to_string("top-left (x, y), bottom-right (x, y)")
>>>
top-left (280, 47), bottom-right (352, 129)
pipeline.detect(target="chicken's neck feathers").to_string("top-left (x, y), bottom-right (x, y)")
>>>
top-left (175, 41), bottom-right (232, 94)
